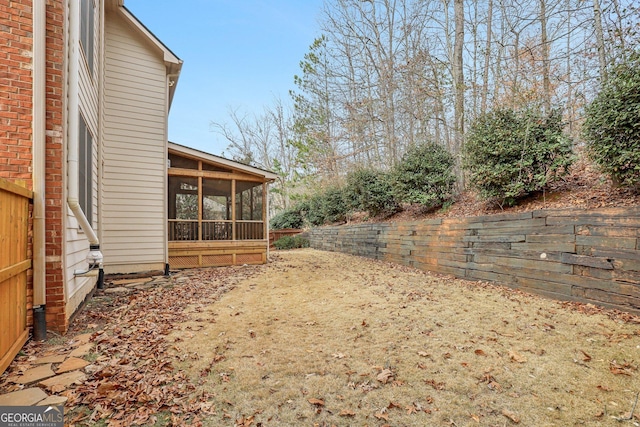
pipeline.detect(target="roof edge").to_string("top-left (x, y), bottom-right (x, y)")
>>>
top-left (168, 142), bottom-right (279, 181)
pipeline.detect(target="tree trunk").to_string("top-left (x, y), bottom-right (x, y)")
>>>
top-left (592, 0), bottom-right (607, 82)
top-left (539, 0), bottom-right (551, 113)
top-left (481, 0), bottom-right (493, 115)
top-left (453, 0), bottom-right (465, 184)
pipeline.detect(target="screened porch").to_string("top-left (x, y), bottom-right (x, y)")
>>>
top-left (167, 143), bottom-right (276, 268)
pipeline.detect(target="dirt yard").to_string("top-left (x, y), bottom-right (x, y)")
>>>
top-left (173, 249), bottom-right (639, 426)
top-left (3, 249), bottom-right (640, 426)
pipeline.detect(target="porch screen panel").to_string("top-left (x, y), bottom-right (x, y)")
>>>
top-left (202, 179), bottom-right (232, 240)
top-left (236, 181), bottom-right (264, 240)
top-left (168, 176), bottom-right (198, 241)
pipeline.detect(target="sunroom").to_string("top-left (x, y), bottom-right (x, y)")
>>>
top-left (167, 142), bottom-right (277, 268)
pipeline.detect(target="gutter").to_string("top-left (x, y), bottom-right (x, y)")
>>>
top-left (32, 0), bottom-right (46, 340)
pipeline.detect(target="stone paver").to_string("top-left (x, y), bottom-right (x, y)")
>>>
top-left (12, 364), bottom-right (55, 385)
top-left (55, 357), bottom-right (89, 374)
top-left (39, 371), bottom-right (86, 390)
top-left (69, 343), bottom-right (94, 358)
top-left (71, 333), bottom-right (92, 345)
top-left (36, 395), bottom-right (68, 406)
top-left (124, 281), bottom-right (148, 288)
top-left (0, 388), bottom-right (48, 406)
top-left (104, 286), bottom-right (129, 294)
top-left (32, 354), bottom-right (67, 364)
top-left (132, 282), bottom-right (155, 290)
top-left (110, 278), bottom-right (149, 286)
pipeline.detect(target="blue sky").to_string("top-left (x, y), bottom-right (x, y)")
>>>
top-left (126, 0), bottom-right (324, 155)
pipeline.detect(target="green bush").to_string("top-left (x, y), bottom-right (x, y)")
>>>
top-left (304, 194), bottom-right (326, 226)
top-left (392, 142), bottom-right (456, 208)
top-left (583, 56), bottom-right (640, 189)
top-left (273, 235), bottom-right (310, 250)
top-left (464, 107), bottom-right (573, 206)
top-left (345, 168), bottom-right (400, 217)
top-left (270, 206), bottom-right (305, 230)
top-left (321, 186), bottom-right (350, 224)
top-left (304, 187), bottom-right (349, 226)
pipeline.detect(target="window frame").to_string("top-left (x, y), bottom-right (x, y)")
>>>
top-left (79, 0), bottom-right (95, 75)
top-left (78, 114), bottom-right (93, 226)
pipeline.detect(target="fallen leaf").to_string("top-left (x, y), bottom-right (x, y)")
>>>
top-left (470, 413), bottom-right (480, 422)
top-left (377, 369), bottom-right (394, 384)
top-left (502, 408), bottom-right (520, 423)
top-left (374, 412), bottom-right (389, 421)
top-left (332, 353), bottom-right (346, 359)
top-left (339, 409), bottom-right (356, 416)
top-left (475, 349), bottom-right (487, 356)
top-left (387, 401), bottom-right (402, 410)
top-left (308, 398), bottom-right (325, 406)
top-left (610, 360), bottom-right (636, 376)
top-left (97, 382), bottom-right (118, 395)
top-left (425, 379), bottom-right (445, 390)
top-left (508, 350), bottom-right (527, 363)
top-left (580, 350), bottom-right (592, 362)
top-left (418, 351), bottom-right (430, 357)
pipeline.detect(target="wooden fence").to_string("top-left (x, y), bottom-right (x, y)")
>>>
top-left (309, 207), bottom-right (640, 315)
top-left (0, 178), bottom-right (32, 375)
top-left (269, 228), bottom-right (303, 248)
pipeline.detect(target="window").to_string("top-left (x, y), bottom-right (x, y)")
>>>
top-left (78, 114), bottom-right (93, 224)
top-left (80, 0), bottom-right (94, 74)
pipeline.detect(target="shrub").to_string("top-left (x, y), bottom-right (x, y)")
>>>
top-left (305, 194), bottom-right (326, 226)
top-left (345, 168), bottom-right (400, 217)
top-left (392, 142), bottom-right (456, 208)
top-left (583, 57), bottom-right (640, 189)
top-left (270, 206), bottom-right (305, 230)
top-left (464, 107), bottom-right (573, 206)
top-left (273, 235), bottom-right (310, 250)
top-left (304, 187), bottom-right (349, 226)
top-left (321, 186), bottom-right (350, 224)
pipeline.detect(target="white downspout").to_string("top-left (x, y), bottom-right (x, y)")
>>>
top-left (67, 0), bottom-right (103, 275)
top-left (32, 0), bottom-right (47, 340)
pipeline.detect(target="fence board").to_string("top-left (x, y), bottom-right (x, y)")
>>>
top-left (0, 178), bottom-right (32, 375)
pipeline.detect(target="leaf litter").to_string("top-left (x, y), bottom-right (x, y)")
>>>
top-left (1, 249), bottom-right (639, 426)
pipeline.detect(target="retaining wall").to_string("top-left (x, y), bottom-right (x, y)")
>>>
top-left (308, 207), bottom-right (640, 314)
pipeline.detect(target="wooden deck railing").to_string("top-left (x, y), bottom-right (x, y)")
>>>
top-left (168, 219), bottom-right (264, 241)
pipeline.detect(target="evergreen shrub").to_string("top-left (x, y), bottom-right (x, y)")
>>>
top-left (583, 56), bottom-right (640, 189)
top-left (464, 107), bottom-right (573, 206)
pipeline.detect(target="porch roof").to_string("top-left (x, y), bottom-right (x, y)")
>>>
top-left (168, 142), bottom-right (278, 182)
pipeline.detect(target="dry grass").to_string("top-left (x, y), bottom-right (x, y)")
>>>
top-left (170, 249), bottom-right (640, 426)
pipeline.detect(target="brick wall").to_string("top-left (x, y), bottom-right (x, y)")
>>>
top-left (44, 0), bottom-right (66, 333)
top-left (0, 0), bottom-right (34, 184)
top-left (309, 207), bottom-right (640, 315)
top-left (1, 0), bottom-right (35, 327)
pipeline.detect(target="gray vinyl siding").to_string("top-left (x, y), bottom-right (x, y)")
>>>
top-left (102, 13), bottom-right (168, 273)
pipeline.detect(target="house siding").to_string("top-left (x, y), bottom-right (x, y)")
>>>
top-left (64, 0), bottom-right (101, 318)
top-left (102, 12), bottom-right (168, 274)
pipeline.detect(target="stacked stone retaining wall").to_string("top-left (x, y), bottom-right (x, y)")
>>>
top-left (308, 207), bottom-right (640, 314)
